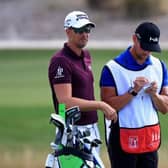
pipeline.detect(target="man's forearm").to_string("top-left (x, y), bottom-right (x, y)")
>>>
top-left (151, 94), bottom-right (168, 114)
top-left (102, 92), bottom-right (134, 111)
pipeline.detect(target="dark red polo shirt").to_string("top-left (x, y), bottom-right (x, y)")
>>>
top-left (48, 43), bottom-right (98, 125)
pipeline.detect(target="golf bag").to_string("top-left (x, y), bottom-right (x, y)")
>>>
top-left (45, 106), bottom-right (105, 168)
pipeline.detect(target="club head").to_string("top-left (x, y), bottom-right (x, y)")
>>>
top-left (50, 113), bottom-right (65, 129)
top-left (66, 106), bottom-right (81, 125)
top-left (83, 138), bottom-right (91, 144)
top-left (92, 139), bottom-right (102, 145)
top-left (91, 141), bottom-right (99, 148)
top-left (90, 139), bottom-right (102, 149)
top-left (50, 113), bottom-right (66, 145)
top-left (77, 130), bottom-right (83, 138)
top-left (83, 129), bottom-right (91, 137)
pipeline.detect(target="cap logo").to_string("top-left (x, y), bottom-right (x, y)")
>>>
top-left (76, 14), bottom-right (89, 21)
top-left (149, 37), bottom-right (158, 43)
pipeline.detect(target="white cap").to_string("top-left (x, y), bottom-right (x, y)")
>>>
top-left (64, 11), bottom-right (95, 29)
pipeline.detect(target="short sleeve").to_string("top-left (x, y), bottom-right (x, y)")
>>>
top-left (99, 66), bottom-right (116, 87)
top-left (48, 57), bottom-right (72, 84)
top-left (161, 61), bottom-right (168, 86)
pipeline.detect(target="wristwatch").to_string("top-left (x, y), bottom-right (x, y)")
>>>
top-left (128, 87), bottom-right (138, 96)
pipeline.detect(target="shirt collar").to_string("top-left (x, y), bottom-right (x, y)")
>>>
top-left (63, 43), bottom-right (84, 60)
top-left (127, 46), bottom-right (152, 66)
top-left (115, 46), bottom-right (152, 70)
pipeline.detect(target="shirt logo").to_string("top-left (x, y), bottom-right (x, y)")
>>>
top-left (54, 66), bottom-right (64, 79)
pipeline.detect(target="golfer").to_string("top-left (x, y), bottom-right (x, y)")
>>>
top-left (48, 10), bottom-right (117, 159)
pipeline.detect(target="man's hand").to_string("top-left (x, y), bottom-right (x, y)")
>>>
top-left (145, 81), bottom-right (158, 96)
top-left (99, 101), bottom-right (117, 123)
top-left (133, 77), bottom-right (150, 92)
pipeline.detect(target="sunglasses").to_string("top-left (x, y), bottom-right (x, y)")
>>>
top-left (72, 26), bottom-right (91, 34)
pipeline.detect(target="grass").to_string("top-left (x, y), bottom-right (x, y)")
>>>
top-left (0, 49), bottom-right (168, 167)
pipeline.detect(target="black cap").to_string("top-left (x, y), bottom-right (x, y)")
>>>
top-left (135, 22), bottom-right (161, 52)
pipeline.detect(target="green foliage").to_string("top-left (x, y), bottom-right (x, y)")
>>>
top-left (0, 49), bottom-right (168, 153)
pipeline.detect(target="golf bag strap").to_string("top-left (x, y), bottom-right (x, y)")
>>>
top-left (54, 147), bottom-right (93, 161)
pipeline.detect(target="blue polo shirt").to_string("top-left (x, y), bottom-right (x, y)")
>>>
top-left (100, 47), bottom-right (168, 87)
